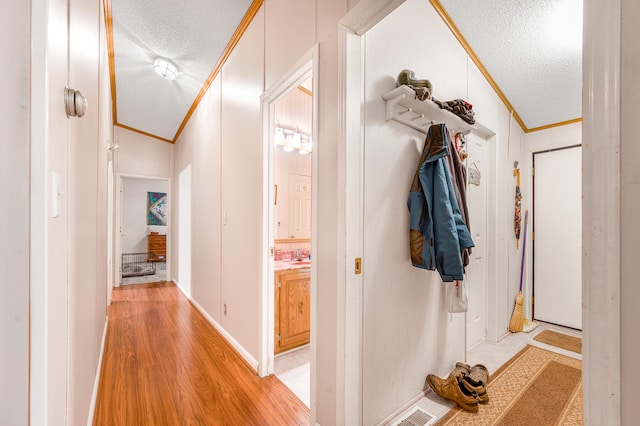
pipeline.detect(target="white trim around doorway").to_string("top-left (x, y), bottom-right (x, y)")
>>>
top-left (582, 0), bottom-right (621, 423)
top-left (259, 44), bottom-right (319, 422)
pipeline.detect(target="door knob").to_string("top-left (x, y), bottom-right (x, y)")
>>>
top-left (64, 86), bottom-right (87, 118)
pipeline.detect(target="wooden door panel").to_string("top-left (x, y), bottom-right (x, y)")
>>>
top-left (277, 269), bottom-right (310, 350)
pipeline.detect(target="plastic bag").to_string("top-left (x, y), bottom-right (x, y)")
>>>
top-left (446, 280), bottom-right (468, 313)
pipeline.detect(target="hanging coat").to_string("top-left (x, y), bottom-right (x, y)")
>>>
top-left (408, 123), bottom-right (474, 282)
top-left (444, 130), bottom-right (471, 268)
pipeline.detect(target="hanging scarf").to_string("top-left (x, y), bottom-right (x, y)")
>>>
top-left (514, 166), bottom-right (522, 248)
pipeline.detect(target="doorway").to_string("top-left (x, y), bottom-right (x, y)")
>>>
top-left (118, 175), bottom-right (170, 286)
top-left (178, 166), bottom-right (192, 295)
top-left (533, 145), bottom-right (582, 330)
top-left (260, 48), bottom-right (318, 410)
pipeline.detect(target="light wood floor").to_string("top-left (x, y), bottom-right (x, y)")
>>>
top-left (93, 281), bottom-right (310, 425)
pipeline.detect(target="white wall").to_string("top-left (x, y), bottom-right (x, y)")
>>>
top-left (115, 126), bottom-right (174, 177)
top-left (122, 178), bottom-right (168, 253)
top-left (171, 7), bottom-right (266, 366)
top-left (29, 0), bottom-right (111, 423)
top-left (620, 0), bottom-right (640, 420)
top-left (173, 1), bottom-right (349, 422)
top-left (189, 78), bottom-right (222, 318)
top-left (360, 0), bottom-right (524, 421)
top-left (0, 1), bottom-right (30, 423)
top-left (218, 6), bottom-right (265, 362)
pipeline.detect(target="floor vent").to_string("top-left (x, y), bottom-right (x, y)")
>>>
top-left (396, 408), bottom-right (435, 426)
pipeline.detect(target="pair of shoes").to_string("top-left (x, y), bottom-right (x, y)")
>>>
top-left (448, 362), bottom-right (490, 404)
top-left (425, 373), bottom-right (479, 413)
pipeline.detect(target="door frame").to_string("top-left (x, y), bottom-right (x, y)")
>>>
top-left (115, 173), bottom-right (172, 287)
top-left (531, 144), bottom-right (582, 328)
top-left (258, 46), bottom-right (319, 389)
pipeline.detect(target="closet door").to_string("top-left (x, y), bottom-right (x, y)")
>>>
top-left (465, 134), bottom-right (488, 349)
top-left (533, 146), bottom-right (582, 329)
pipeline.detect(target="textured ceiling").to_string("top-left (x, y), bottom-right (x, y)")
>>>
top-left (112, 0), bottom-right (254, 141)
top-left (109, 0), bottom-right (582, 142)
top-left (438, 0), bottom-right (583, 130)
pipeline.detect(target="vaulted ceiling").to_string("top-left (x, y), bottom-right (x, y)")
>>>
top-left (109, 0), bottom-right (258, 142)
top-left (107, 0), bottom-right (582, 143)
top-left (437, 0), bottom-right (582, 131)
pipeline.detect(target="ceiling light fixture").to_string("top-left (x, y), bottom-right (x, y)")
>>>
top-left (153, 57), bottom-right (179, 80)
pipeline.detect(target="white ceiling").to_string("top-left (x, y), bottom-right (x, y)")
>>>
top-left (438, 0), bottom-right (583, 130)
top-left (109, 0), bottom-right (582, 142)
top-left (112, 0), bottom-right (254, 141)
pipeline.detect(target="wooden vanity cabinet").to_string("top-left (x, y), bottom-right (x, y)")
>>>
top-left (275, 268), bottom-right (310, 354)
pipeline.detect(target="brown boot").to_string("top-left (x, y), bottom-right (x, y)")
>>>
top-left (462, 364), bottom-right (490, 404)
top-left (426, 373), bottom-right (479, 413)
top-left (448, 362), bottom-right (470, 379)
top-left (460, 377), bottom-right (489, 404)
top-left (468, 364), bottom-right (489, 386)
top-left (448, 362), bottom-right (489, 404)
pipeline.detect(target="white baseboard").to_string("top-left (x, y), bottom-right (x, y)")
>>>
top-left (172, 280), bottom-right (259, 372)
top-left (87, 319), bottom-right (108, 426)
top-left (173, 279), bottom-right (186, 295)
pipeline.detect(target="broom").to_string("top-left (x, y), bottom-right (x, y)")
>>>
top-left (509, 210), bottom-right (528, 333)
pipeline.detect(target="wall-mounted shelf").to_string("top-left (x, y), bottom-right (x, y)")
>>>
top-left (382, 85), bottom-right (476, 135)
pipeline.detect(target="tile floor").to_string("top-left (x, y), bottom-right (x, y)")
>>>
top-left (270, 322), bottom-right (582, 421)
top-left (384, 321), bottom-right (582, 425)
top-left (274, 345), bottom-right (311, 408)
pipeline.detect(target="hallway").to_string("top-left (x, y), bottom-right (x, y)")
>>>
top-left (93, 282), bottom-right (309, 425)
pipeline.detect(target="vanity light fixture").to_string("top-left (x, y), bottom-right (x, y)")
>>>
top-left (274, 123), bottom-right (313, 154)
top-left (291, 127), bottom-right (302, 149)
top-left (299, 136), bottom-right (312, 155)
top-left (274, 124), bottom-right (286, 146)
top-left (153, 57), bottom-right (179, 80)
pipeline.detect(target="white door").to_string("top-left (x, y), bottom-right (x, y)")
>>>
top-left (533, 146), bottom-right (582, 329)
top-left (288, 174), bottom-right (312, 238)
top-left (465, 134), bottom-right (488, 349)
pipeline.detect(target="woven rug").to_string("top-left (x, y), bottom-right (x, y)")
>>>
top-left (533, 330), bottom-right (582, 354)
top-left (434, 345), bottom-right (582, 426)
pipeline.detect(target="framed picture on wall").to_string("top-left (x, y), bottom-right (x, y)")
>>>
top-left (147, 192), bottom-right (167, 226)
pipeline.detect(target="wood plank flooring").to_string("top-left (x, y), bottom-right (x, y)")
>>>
top-left (93, 282), bottom-right (310, 425)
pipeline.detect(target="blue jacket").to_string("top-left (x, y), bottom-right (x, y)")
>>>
top-left (408, 123), bottom-right (474, 282)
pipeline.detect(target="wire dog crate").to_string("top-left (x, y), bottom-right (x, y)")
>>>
top-left (122, 252), bottom-right (156, 277)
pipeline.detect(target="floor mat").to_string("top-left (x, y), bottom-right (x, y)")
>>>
top-left (533, 329), bottom-right (582, 353)
top-left (434, 345), bottom-right (582, 426)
